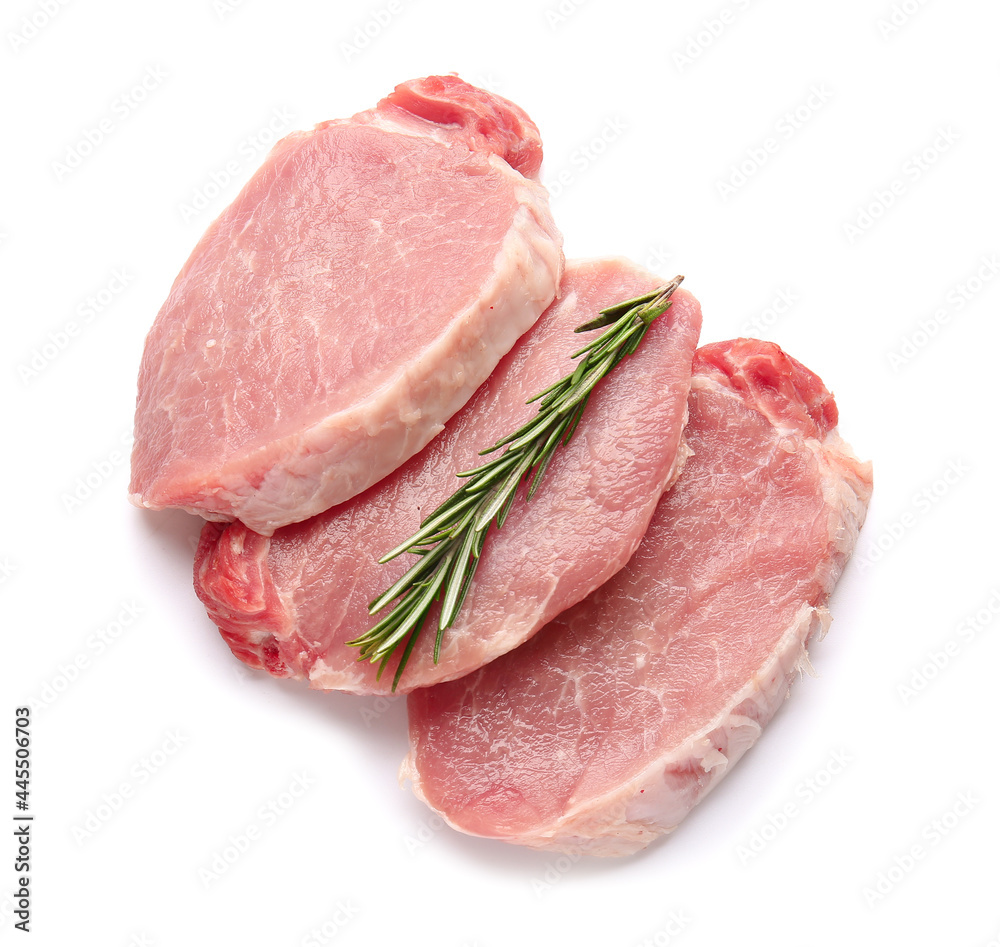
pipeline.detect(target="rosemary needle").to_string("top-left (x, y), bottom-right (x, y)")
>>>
top-left (347, 275), bottom-right (685, 690)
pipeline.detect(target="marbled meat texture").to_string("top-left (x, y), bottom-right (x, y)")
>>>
top-left (194, 258), bottom-right (703, 694)
top-left (404, 338), bottom-right (873, 855)
top-left (130, 75), bottom-right (563, 534)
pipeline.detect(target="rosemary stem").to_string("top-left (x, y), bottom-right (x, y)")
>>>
top-left (346, 275), bottom-right (685, 689)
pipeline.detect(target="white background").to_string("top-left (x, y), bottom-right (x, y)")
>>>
top-left (3, 0), bottom-right (999, 944)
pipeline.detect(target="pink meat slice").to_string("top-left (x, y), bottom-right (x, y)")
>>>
top-left (129, 75), bottom-right (563, 535)
top-left (404, 338), bottom-right (874, 855)
top-left (194, 258), bottom-right (703, 694)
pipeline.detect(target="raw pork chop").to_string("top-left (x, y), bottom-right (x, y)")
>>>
top-left (194, 258), bottom-right (702, 694)
top-left (130, 75), bottom-right (563, 535)
top-left (404, 339), bottom-right (873, 855)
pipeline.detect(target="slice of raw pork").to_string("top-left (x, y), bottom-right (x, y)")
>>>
top-left (130, 75), bottom-right (563, 534)
top-left (404, 338), bottom-right (873, 855)
top-left (194, 258), bottom-right (702, 694)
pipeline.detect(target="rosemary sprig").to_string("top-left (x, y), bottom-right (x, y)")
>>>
top-left (347, 275), bottom-right (685, 690)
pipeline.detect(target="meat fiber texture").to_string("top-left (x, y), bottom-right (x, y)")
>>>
top-left (404, 338), bottom-right (873, 856)
top-left (130, 75), bottom-right (563, 535)
top-left (194, 258), bottom-right (703, 694)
